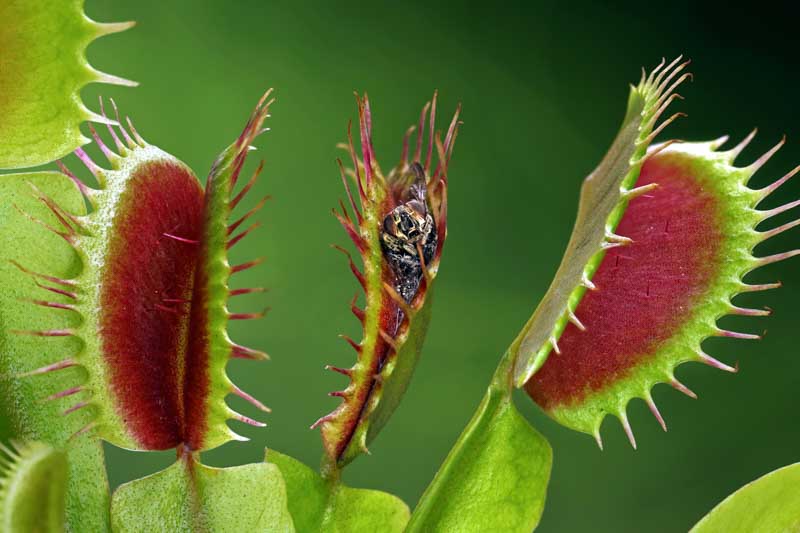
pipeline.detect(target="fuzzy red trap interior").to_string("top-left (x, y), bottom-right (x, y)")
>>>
top-left (101, 161), bottom-right (204, 449)
top-left (527, 156), bottom-right (722, 408)
top-left (12, 94), bottom-right (274, 452)
top-left (525, 135), bottom-right (800, 449)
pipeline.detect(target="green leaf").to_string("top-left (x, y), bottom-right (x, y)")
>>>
top-left (511, 57), bottom-right (690, 386)
top-left (0, 0), bottom-right (136, 169)
top-left (0, 171), bottom-right (110, 530)
top-left (407, 357), bottom-right (552, 533)
top-left (111, 457), bottom-right (294, 533)
top-left (0, 441), bottom-right (68, 533)
top-left (266, 450), bottom-right (410, 533)
top-left (691, 463), bottom-right (800, 533)
top-left (314, 93), bottom-right (461, 467)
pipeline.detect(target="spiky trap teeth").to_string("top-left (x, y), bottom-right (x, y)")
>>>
top-left (513, 56), bottom-right (692, 387)
top-left (0, 0), bottom-right (136, 169)
top-left (525, 134), bottom-right (800, 449)
top-left (8, 93), bottom-right (274, 453)
top-left (314, 92), bottom-right (461, 466)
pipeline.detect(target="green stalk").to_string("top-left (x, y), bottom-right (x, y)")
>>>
top-left (407, 343), bottom-right (551, 532)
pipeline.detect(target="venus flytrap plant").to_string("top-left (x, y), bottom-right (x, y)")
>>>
top-left (314, 92), bottom-right (458, 466)
top-left (18, 95), bottom-right (272, 450)
top-left (525, 133), bottom-right (799, 446)
top-left (406, 57), bottom-right (691, 532)
top-left (1, 9), bottom-right (798, 529)
top-left (406, 57), bottom-right (800, 532)
top-left (266, 92), bottom-right (461, 532)
top-left (1, 92), bottom-right (292, 531)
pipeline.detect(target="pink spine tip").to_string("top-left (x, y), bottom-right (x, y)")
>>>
top-left (568, 310), bottom-right (586, 331)
top-left (12, 329), bottom-right (73, 337)
top-left (760, 198), bottom-right (800, 219)
top-left (619, 412), bottom-right (637, 450)
top-left (742, 281), bottom-right (782, 292)
top-left (73, 148), bottom-right (103, 177)
top-left (231, 385), bottom-right (271, 413)
top-left (18, 359), bottom-right (77, 378)
top-left (727, 129), bottom-right (758, 160)
top-left (62, 401), bottom-right (89, 416)
top-left (333, 245), bottom-right (366, 290)
top-left (232, 413), bottom-right (266, 428)
top-left (229, 309), bottom-right (268, 320)
top-left (231, 343), bottom-right (269, 360)
top-left (231, 258), bottom-right (265, 274)
top-left (109, 98), bottom-right (137, 149)
top-left (310, 414), bottom-right (333, 431)
top-left (325, 365), bottom-right (352, 377)
top-left (758, 164), bottom-right (800, 197)
top-left (670, 378), bottom-right (697, 399)
top-left (228, 196), bottom-right (269, 235)
top-left (730, 305), bottom-right (771, 317)
top-left (27, 299), bottom-right (75, 312)
top-left (230, 287), bottom-right (267, 297)
top-left (351, 300), bottom-right (365, 323)
top-left (230, 162), bottom-right (263, 210)
top-left (69, 423), bottom-right (97, 441)
top-left (227, 222), bottom-right (261, 250)
top-left (719, 329), bottom-right (761, 341)
top-left (549, 335), bottom-right (561, 355)
top-left (9, 260), bottom-right (77, 287)
top-left (339, 334), bottom-right (361, 352)
top-left (88, 124), bottom-right (117, 163)
top-left (698, 352), bottom-right (738, 373)
top-left (44, 386), bottom-right (83, 402)
top-left (33, 282), bottom-right (78, 301)
top-left (747, 136), bottom-right (785, 174)
top-left (758, 250), bottom-right (800, 266)
top-left (646, 397), bottom-right (668, 431)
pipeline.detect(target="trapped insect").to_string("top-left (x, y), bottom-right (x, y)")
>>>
top-left (380, 162), bottom-right (437, 305)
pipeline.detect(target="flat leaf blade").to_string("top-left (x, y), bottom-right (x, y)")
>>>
top-left (111, 458), bottom-right (294, 532)
top-left (267, 450), bottom-right (409, 533)
top-left (407, 384), bottom-right (552, 532)
top-left (691, 463), bottom-right (800, 533)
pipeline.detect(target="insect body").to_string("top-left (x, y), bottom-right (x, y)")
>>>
top-left (380, 163), bottom-right (437, 305)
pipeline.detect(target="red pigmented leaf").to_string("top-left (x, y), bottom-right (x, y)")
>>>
top-left (526, 136), bottom-right (799, 447)
top-left (100, 160), bottom-right (204, 449)
top-left (513, 57), bottom-right (691, 386)
top-left (4, 95), bottom-right (274, 453)
top-left (314, 92), bottom-right (461, 466)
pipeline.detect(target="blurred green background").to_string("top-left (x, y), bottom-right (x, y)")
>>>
top-left (18, 1), bottom-right (800, 531)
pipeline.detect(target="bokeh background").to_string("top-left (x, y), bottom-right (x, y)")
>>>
top-left (11, 1), bottom-right (800, 531)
